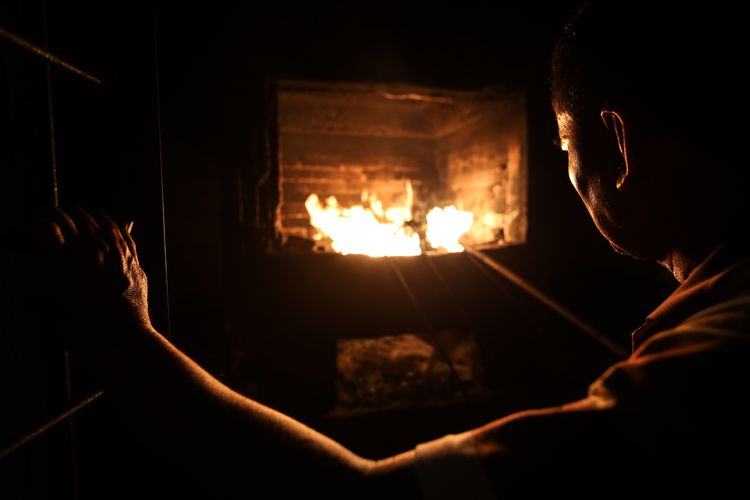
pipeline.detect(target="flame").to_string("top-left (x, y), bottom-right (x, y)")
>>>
top-left (426, 206), bottom-right (474, 253)
top-left (304, 182), bottom-right (420, 257)
top-left (305, 180), bottom-right (475, 257)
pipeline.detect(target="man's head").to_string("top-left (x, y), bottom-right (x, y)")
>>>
top-left (551, 1), bottom-right (749, 265)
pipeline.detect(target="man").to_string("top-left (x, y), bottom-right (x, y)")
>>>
top-left (41, 1), bottom-right (750, 497)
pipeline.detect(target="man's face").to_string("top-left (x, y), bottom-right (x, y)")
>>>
top-left (555, 108), bottom-right (660, 260)
top-left (556, 110), bottom-right (628, 253)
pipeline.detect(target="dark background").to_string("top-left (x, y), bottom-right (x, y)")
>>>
top-left (1, 2), bottom-right (676, 498)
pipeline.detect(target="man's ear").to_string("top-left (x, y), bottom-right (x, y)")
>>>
top-left (600, 109), bottom-right (629, 190)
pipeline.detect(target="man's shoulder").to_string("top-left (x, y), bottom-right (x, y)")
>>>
top-left (638, 287), bottom-right (750, 357)
top-left (634, 247), bottom-right (750, 351)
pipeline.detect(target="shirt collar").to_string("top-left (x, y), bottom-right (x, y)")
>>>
top-left (631, 242), bottom-right (750, 353)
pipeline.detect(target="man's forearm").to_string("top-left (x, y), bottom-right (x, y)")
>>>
top-left (40, 208), bottom-right (417, 497)
top-left (79, 324), bottom-right (416, 497)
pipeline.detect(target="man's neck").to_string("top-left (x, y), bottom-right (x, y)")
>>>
top-left (659, 250), bottom-right (700, 284)
top-left (659, 236), bottom-right (731, 284)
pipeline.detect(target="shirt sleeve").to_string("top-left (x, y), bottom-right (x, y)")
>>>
top-left (412, 292), bottom-right (750, 497)
top-left (414, 432), bottom-right (497, 500)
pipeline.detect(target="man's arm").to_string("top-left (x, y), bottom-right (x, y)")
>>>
top-left (42, 207), bottom-right (419, 498)
top-left (93, 322), bottom-right (421, 498)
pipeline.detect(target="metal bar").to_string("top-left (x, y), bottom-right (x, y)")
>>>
top-left (0, 26), bottom-right (102, 84)
top-left (386, 257), bottom-right (468, 399)
top-left (423, 256), bottom-right (467, 322)
top-left (462, 250), bottom-right (552, 335)
top-left (63, 352), bottom-right (81, 499)
top-left (465, 247), bottom-right (628, 359)
top-left (151, 5), bottom-right (172, 340)
top-left (422, 255), bottom-right (500, 368)
top-left (45, 64), bottom-right (59, 206)
top-left (0, 391), bottom-right (104, 461)
top-left (38, 4), bottom-right (81, 493)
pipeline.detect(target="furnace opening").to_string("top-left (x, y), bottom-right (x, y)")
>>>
top-left (276, 81), bottom-right (527, 256)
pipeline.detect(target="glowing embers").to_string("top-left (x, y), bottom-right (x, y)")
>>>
top-left (305, 180), bottom-right (475, 257)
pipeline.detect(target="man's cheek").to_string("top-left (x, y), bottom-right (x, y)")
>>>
top-left (567, 157), bottom-right (584, 193)
top-left (568, 167), bottom-right (579, 191)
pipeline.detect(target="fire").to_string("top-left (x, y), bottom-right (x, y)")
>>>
top-left (426, 206), bottom-right (474, 253)
top-left (304, 183), bottom-right (421, 257)
top-left (304, 180), bottom-right (475, 257)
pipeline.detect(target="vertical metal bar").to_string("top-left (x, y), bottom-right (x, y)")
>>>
top-left (62, 351), bottom-right (80, 499)
top-left (151, 3), bottom-right (172, 340)
top-left (42, 2), bottom-right (79, 497)
top-left (44, 66), bottom-right (59, 207)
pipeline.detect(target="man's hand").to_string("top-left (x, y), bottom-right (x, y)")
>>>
top-left (42, 207), bottom-right (152, 349)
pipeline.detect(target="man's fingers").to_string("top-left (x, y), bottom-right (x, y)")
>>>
top-left (67, 207), bottom-right (112, 265)
top-left (47, 206), bottom-right (79, 245)
top-left (39, 207), bottom-right (140, 270)
top-left (28, 217), bottom-right (66, 249)
top-left (120, 221), bottom-right (138, 262)
top-left (69, 207), bottom-right (102, 239)
top-left (94, 212), bottom-right (131, 260)
top-left (44, 221), bottom-right (66, 248)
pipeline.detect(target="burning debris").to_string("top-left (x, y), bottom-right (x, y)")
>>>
top-left (305, 180), bottom-right (476, 256)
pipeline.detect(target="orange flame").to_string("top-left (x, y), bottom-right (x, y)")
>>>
top-left (304, 181), bottom-right (420, 257)
top-left (426, 206), bottom-right (474, 253)
top-left (305, 180), bottom-right (475, 256)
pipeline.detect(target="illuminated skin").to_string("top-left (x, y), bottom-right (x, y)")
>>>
top-left (555, 110), bottom-right (631, 254)
top-left (41, 207), bottom-right (418, 497)
top-left (554, 107), bottom-right (717, 283)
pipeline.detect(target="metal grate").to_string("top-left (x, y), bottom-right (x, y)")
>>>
top-left (0, 4), bottom-right (171, 498)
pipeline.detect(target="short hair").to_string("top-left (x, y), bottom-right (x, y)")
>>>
top-left (552, 1), bottom-right (749, 149)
